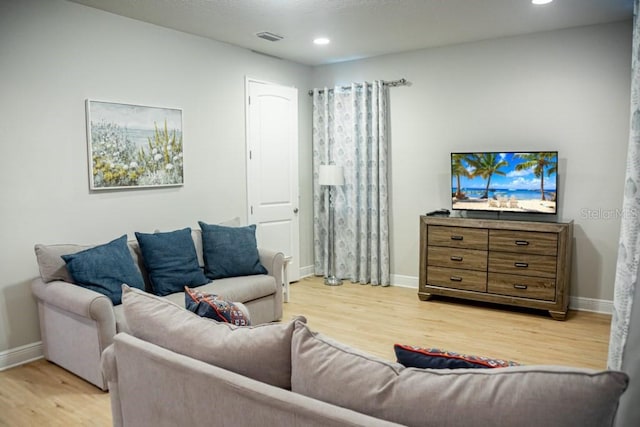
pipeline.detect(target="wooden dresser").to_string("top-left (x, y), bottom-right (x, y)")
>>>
top-left (419, 216), bottom-right (573, 320)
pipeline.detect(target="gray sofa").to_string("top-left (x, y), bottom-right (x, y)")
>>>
top-left (32, 229), bottom-right (284, 391)
top-left (102, 286), bottom-right (629, 427)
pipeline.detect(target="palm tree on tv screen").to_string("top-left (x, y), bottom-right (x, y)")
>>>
top-left (451, 154), bottom-right (472, 199)
top-left (466, 153), bottom-right (508, 199)
top-left (515, 152), bottom-right (557, 201)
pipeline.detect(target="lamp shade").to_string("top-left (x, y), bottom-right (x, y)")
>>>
top-left (319, 165), bottom-right (344, 186)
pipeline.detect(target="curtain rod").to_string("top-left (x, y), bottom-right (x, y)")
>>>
top-left (307, 78), bottom-right (408, 96)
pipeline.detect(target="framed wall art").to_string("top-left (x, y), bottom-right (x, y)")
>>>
top-left (86, 100), bottom-right (184, 190)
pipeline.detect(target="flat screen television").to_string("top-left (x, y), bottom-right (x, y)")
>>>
top-left (451, 151), bottom-right (558, 214)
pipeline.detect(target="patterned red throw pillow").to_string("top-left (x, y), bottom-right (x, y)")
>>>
top-left (184, 286), bottom-right (251, 326)
top-left (394, 344), bottom-right (520, 369)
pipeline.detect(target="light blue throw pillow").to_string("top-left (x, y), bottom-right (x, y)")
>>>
top-left (61, 235), bottom-right (144, 305)
top-left (135, 228), bottom-right (209, 296)
top-left (198, 222), bottom-right (267, 280)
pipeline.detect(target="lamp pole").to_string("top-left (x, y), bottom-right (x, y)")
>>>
top-left (319, 164), bottom-right (344, 286)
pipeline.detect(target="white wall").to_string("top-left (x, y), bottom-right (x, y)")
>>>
top-left (0, 0), bottom-right (312, 354)
top-left (313, 21), bottom-right (632, 303)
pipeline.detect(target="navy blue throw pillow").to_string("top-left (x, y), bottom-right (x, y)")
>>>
top-left (198, 222), bottom-right (267, 280)
top-left (135, 228), bottom-right (209, 296)
top-left (184, 286), bottom-right (251, 326)
top-left (62, 235), bottom-right (144, 305)
top-left (394, 344), bottom-right (520, 369)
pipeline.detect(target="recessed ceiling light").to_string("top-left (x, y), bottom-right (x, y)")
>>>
top-left (532, 0), bottom-right (553, 4)
top-left (313, 37), bottom-right (330, 45)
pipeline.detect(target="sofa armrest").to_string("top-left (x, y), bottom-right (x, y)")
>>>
top-left (32, 277), bottom-right (117, 386)
top-left (258, 248), bottom-right (285, 320)
top-left (101, 343), bottom-right (124, 427)
top-left (101, 343), bottom-right (117, 382)
top-left (32, 278), bottom-right (115, 323)
top-left (258, 248), bottom-right (285, 286)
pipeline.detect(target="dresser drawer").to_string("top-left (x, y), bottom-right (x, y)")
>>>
top-left (489, 230), bottom-right (558, 256)
top-left (428, 247), bottom-right (487, 270)
top-left (488, 273), bottom-right (556, 301)
top-left (427, 266), bottom-right (487, 292)
top-left (428, 226), bottom-right (488, 250)
top-left (488, 252), bottom-right (556, 278)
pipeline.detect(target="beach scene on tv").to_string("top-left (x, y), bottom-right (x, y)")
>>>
top-left (451, 152), bottom-right (558, 214)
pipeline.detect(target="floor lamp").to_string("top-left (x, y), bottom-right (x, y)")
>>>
top-left (319, 164), bottom-right (344, 286)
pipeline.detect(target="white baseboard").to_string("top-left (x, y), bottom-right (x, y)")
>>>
top-left (0, 341), bottom-right (43, 371)
top-left (390, 274), bottom-right (612, 315)
top-left (570, 296), bottom-right (613, 315)
top-left (298, 265), bottom-right (315, 279)
top-left (391, 274), bottom-right (418, 288)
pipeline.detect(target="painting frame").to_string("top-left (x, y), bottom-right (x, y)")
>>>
top-left (86, 99), bottom-right (184, 191)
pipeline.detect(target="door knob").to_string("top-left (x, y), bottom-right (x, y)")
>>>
top-left (293, 208), bottom-right (299, 214)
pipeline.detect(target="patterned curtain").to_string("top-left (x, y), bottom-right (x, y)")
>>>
top-left (609, 1), bottom-right (640, 425)
top-left (312, 81), bottom-right (390, 286)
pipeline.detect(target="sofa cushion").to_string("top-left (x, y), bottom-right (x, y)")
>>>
top-left (394, 344), bottom-right (520, 369)
top-left (291, 321), bottom-right (629, 427)
top-left (122, 285), bottom-right (304, 389)
top-left (35, 240), bottom-right (143, 284)
top-left (192, 218), bottom-right (241, 267)
top-left (35, 243), bottom-right (90, 283)
top-left (198, 222), bottom-right (267, 280)
top-left (163, 275), bottom-right (276, 308)
top-left (135, 228), bottom-right (208, 296)
top-left (184, 286), bottom-right (251, 326)
top-left (60, 235), bottom-right (145, 305)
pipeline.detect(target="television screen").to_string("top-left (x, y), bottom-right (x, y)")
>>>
top-left (451, 151), bottom-right (558, 214)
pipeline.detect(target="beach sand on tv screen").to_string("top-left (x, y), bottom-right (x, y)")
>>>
top-left (452, 198), bottom-right (556, 214)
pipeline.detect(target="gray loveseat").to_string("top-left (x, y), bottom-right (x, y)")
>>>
top-left (32, 228), bottom-right (284, 390)
top-left (102, 287), bottom-right (629, 427)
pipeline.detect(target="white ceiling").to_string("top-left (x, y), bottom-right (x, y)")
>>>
top-left (68, 0), bottom-right (633, 66)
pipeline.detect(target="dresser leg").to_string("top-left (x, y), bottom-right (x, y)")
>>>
top-left (418, 293), bottom-right (433, 301)
top-left (548, 310), bottom-right (567, 321)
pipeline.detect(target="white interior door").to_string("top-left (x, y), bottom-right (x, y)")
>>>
top-left (246, 79), bottom-right (300, 281)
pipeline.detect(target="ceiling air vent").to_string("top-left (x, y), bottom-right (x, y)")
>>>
top-left (256, 32), bottom-right (283, 42)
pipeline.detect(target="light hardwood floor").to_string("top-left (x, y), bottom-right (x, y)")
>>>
top-left (0, 276), bottom-right (612, 426)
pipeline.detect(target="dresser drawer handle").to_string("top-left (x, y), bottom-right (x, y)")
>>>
top-left (451, 235), bottom-right (464, 241)
top-left (515, 240), bottom-right (530, 246)
top-left (450, 256), bottom-right (463, 262)
top-left (513, 284), bottom-right (528, 290)
top-left (514, 262), bottom-right (529, 268)
top-left (450, 276), bottom-right (463, 282)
